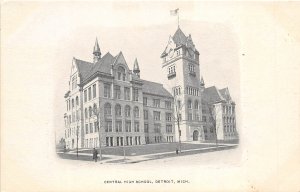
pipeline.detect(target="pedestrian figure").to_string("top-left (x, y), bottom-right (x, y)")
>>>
top-left (176, 148), bottom-right (179, 155)
top-left (92, 148), bottom-right (98, 162)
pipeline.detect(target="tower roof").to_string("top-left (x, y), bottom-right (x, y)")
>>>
top-left (200, 76), bottom-right (205, 86)
top-left (93, 38), bottom-right (101, 54)
top-left (172, 27), bottom-right (188, 46)
top-left (133, 58), bottom-right (140, 72)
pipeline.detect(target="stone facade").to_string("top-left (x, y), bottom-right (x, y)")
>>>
top-left (63, 27), bottom-right (238, 149)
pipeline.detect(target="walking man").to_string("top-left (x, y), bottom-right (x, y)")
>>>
top-left (92, 148), bottom-right (98, 162)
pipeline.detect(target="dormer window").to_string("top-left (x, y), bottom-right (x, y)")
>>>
top-left (117, 66), bottom-right (126, 81)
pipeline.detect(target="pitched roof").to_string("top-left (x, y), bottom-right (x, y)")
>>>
top-left (219, 88), bottom-right (231, 101)
top-left (173, 27), bottom-right (187, 46)
top-left (74, 58), bottom-right (94, 80)
top-left (87, 52), bottom-right (115, 78)
top-left (202, 86), bottom-right (225, 104)
top-left (141, 80), bottom-right (173, 98)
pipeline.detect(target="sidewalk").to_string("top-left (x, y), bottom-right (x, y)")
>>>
top-left (57, 143), bottom-right (238, 164)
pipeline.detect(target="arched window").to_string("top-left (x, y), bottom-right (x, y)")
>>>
top-left (89, 106), bottom-right (92, 117)
top-left (125, 105), bottom-right (131, 117)
top-left (187, 100), bottom-right (192, 109)
top-left (72, 99), bottom-right (74, 108)
top-left (115, 104), bottom-right (122, 116)
top-left (134, 106), bottom-right (139, 118)
top-left (104, 103), bottom-right (111, 115)
top-left (76, 96), bottom-right (79, 106)
top-left (93, 104), bottom-right (97, 115)
top-left (85, 108), bottom-right (88, 118)
top-left (117, 66), bottom-right (126, 81)
top-left (194, 100), bottom-right (199, 109)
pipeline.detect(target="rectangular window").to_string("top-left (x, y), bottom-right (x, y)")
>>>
top-left (154, 124), bottom-right (161, 133)
top-left (202, 116), bottom-right (206, 122)
top-left (153, 99), bottom-right (160, 107)
top-left (125, 121), bottom-right (131, 132)
top-left (104, 84), bottom-right (111, 98)
top-left (116, 121), bottom-right (122, 132)
top-left (144, 110), bottom-right (148, 120)
top-left (144, 123), bottom-right (149, 133)
top-left (106, 137), bottom-right (109, 146)
top-left (90, 123), bottom-right (93, 133)
top-left (105, 120), bottom-right (112, 132)
top-left (134, 122), bottom-right (140, 132)
top-left (85, 124), bottom-right (88, 134)
top-left (124, 87), bottom-right (130, 100)
top-left (166, 125), bottom-right (172, 133)
top-left (166, 113), bottom-right (172, 121)
top-left (133, 88), bottom-right (139, 101)
top-left (195, 113), bottom-right (200, 121)
top-left (188, 113), bottom-right (193, 121)
top-left (143, 97), bottom-right (147, 106)
top-left (165, 101), bottom-right (171, 109)
top-left (93, 84), bottom-right (96, 98)
top-left (84, 90), bottom-right (87, 102)
top-left (114, 85), bottom-right (121, 99)
top-left (110, 137), bottom-right (113, 146)
top-left (94, 122), bottom-right (98, 132)
top-left (154, 111), bottom-right (161, 121)
top-left (88, 87), bottom-right (91, 101)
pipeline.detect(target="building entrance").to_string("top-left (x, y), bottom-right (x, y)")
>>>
top-left (193, 130), bottom-right (199, 141)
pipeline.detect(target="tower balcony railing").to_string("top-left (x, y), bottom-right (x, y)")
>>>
top-left (167, 72), bottom-right (176, 79)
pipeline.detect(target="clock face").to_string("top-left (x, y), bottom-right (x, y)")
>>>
top-left (168, 48), bottom-right (174, 58)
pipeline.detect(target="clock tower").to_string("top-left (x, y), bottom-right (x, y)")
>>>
top-left (161, 27), bottom-right (204, 142)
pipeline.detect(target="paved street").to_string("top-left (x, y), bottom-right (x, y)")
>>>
top-left (57, 141), bottom-right (238, 164)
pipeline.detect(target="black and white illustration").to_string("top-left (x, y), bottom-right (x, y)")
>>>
top-left (57, 8), bottom-right (239, 163)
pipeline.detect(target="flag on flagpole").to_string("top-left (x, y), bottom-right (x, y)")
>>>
top-left (170, 8), bottom-right (179, 16)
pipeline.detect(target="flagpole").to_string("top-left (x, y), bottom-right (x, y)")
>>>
top-left (177, 10), bottom-right (179, 28)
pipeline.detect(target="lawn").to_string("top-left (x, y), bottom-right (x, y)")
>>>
top-left (77, 143), bottom-right (221, 156)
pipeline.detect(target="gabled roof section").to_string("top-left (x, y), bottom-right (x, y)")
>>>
top-left (172, 27), bottom-right (187, 46)
top-left (202, 86), bottom-right (225, 104)
top-left (219, 87), bottom-right (232, 101)
top-left (141, 79), bottom-right (173, 98)
top-left (86, 52), bottom-right (115, 79)
top-left (73, 58), bottom-right (94, 80)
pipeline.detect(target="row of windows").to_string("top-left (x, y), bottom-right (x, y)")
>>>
top-left (104, 121), bottom-right (140, 132)
top-left (104, 84), bottom-right (139, 101)
top-left (223, 117), bottom-right (235, 124)
top-left (65, 110), bottom-right (80, 125)
top-left (187, 99), bottom-right (200, 109)
top-left (168, 65), bottom-right (176, 75)
top-left (186, 87), bottom-right (199, 96)
top-left (84, 138), bottom-right (98, 148)
top-left (203, 127), bottom-right (214, 134)
top-left (224, 125), bottom-right (236, 133)
top-left (223, 105), bottom-right (235, 114)
top-left (143, 97), bottom-right (172, 109)
top-left (106, 136), bottom-right (141, 147)
top-left (85, 122), bottom-right (98, 134)
top-left (65, 126), bottom-right (79, 138)
top-left (187, 113), bottom-right (201, 121)
top-left (66, 96), bottom-right (79, 111)
top-left (84, 84), bottom-right (97, 102)
top-left (103, 103), bottom-right (140, 118)
top-left (173, 86), bottom-right (181, 96)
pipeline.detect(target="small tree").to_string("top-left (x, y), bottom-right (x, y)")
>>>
top-left (93, 103), bottom-right (104, 161)
top-left (208, 103), bottom-right (222, 147)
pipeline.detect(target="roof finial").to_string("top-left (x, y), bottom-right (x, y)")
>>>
top-left (133, 58), bottom-right (140, 78)
top-left (93, 37), bottom-right (101, 63)
top-left (170, 8), bottom-right (179, 29)
top-left (200, 76), bottom-right (205, 86)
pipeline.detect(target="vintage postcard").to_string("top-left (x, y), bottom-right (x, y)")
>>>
top-left (1, 1), bottom-right (300, 192)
